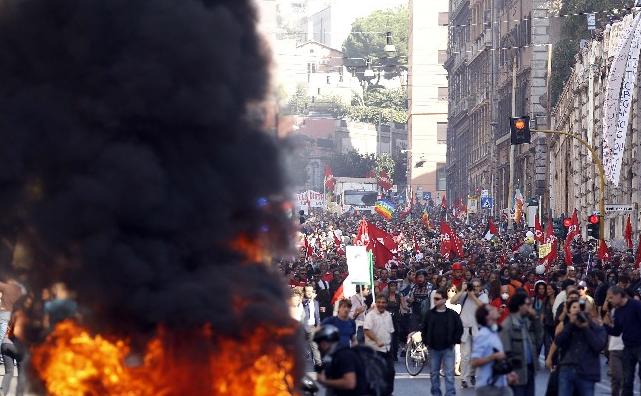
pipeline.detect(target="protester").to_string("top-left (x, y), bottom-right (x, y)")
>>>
top-left (604, 286), bottom-right (641, 396)
top-left (303, 285), bottom-right (322, 368)
top-left (555, 299), bottom-right (607, 396)
top-left (1, 294), bottom-right (32, 396)
top-left (364, 295), bottom-right (395, 393)
top-left (500, 293), bottom-right (541, 396)
top-left (471, 304), bottom-right (517, 396)
top-left (452, 276), bottom-right (489, 388)
top-left (314, 325), bottom-right (367, 396)
top-left (422, 288), bottom-right (463, 396)
top-left (349, 285), bottom-right (370, 344)
top-left (322, 299), bottom-right (357, 348)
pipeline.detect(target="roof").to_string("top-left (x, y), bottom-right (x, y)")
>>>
top-left (295, 40), bottom-right (343, 54)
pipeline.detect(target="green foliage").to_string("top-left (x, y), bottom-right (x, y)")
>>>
top-left (392, 153), bottom-right (407, 186)
top-left (331, 150), bottom-right (377, 178)
top-left (375, 153), bottom-right (395, 173)
top-left (346, 106), bottom-right (408, 124)
top-left (551, 0), bottom-right (631, 105)
top-left (342, 6), bottom-right (408, 79)
top-left (284, 86), bottom-right (309, 115)
top-left (362, 87), bottom-right (407, 110)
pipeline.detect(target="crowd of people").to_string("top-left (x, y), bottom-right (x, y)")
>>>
top-left (281, 201), bottom-right (641, 396)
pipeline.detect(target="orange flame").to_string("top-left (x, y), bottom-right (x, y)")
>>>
top-left (32, 321), bottom-right (297, 396)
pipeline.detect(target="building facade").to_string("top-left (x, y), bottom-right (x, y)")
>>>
top-left (550, 14), bottom-right (641, 241)
top-left (407, 0), bottom-right (449, 201)
top-left (445, 0), bottom-right (552, 211)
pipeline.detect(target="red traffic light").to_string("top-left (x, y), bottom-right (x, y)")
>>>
top-left (563, 218), bottom-right (572, 227)
top-left (589, 214), bottom-right (599, 224)
top-left (514, 118), bottom-right (527, 130)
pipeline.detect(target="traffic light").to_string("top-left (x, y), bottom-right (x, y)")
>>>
top-left (587, 214), bottom-right (600, 240)
top-left (510, 116), bottom-right (531, 145)
top-left (553, 217), bottom-right (565, 239)
top-left (561, 217), bottom-right (573, 239)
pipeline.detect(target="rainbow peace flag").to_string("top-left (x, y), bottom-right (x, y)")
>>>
top-left (375, 200), bottom-right (395, 221)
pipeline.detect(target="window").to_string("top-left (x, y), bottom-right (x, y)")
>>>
top-left (438, 12), bottom-right (449, 26)
top-left (438, 87), bottom-right (449, 101)
top-left (438, 50), bottom-right (448, 64)
top-left (326, 75), bottom-right (331, 84)
top-left (436, 163), bottom-right (447, 191)
top-left (437, 122), bottom-right (447, 144)
top-left (317, 87), bottom-right (321, 95)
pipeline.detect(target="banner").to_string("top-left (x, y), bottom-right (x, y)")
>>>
top-left (346, 245), bottom-right (370, 284)
top-left (539, 243), bottom-right (551, 259)
top-left (467, 196), bottom-right (479, 214)
top-left (295, 190), bottom-right (326, 209)
top-left (608, 16), bottom-right (641, 185)
top-left (603, 13), bottom-right (641, 185)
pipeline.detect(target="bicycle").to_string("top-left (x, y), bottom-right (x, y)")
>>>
top-left (405, 331), bottom-right (429, 376)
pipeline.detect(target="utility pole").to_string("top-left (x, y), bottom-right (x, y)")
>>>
top-left (507, 55), bottom-right (517, 230)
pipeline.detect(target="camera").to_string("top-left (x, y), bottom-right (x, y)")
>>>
top-left (576, 312), bottom-right (588, 323)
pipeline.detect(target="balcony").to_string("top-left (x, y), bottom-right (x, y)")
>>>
top-left (450, 0), bottom-right (468, 19)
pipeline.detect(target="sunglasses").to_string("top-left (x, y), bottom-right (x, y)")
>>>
top-left (433, 297), bottom-right (443, 301)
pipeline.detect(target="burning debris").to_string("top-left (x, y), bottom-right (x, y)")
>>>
top-left (0, 0), bottom-right (300, 394)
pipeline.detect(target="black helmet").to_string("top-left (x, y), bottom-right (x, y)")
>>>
top-left (313, 325), bottom-right (340, 344)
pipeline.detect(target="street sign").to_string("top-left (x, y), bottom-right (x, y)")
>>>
top-left (587, 13), bottom-right (596, 31)
top-left (605, 204), bottom-right (633, 213)
top-left (481, 197), bottom-right (493, 209)
top-left (423, 192), bottom-right (432, 200)
top-left (481, 190), bottom-right (489, 198)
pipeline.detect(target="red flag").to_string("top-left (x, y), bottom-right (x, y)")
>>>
top-left (324, 166), bottom-right (335, 191)
top-left (303, 235), bottom-right (314, 259)
top-left (354, 219), bottom-right (397, 268)
top-left (439, 221), bottom-right (463, 258)
top-left (635, 234), bottom-right (641, 268)
top-left (333, 231), bottom-right (345, 256)
top-left (564, 210), bottom-right (580, 265)
top-left (534, 215), bottom-right (544, 244)
top-left (625, 215), bottom-right (633, 249)
top-left (484, 217), bottom-right (498, 240)
top-left (441, 195), bottom-right (447, 209)
top-left (439, 221), bottom-right (452, 259)
top-left (597, 239), bottom-right (610, 262)
top-left (377, 170), bottom-right (393, 191)
top-left (413, 237), bottom-right (421, 254)
top-left (542, 216), bottom-right (557, 270)
top-left (421, 210), bottom-right (432, 230)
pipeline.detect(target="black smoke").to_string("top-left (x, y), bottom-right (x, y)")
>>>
top-left (0, 0), bottom-right (295, 343)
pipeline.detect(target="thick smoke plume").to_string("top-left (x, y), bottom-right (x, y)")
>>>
top-left (0, 0), bottom-right (294, 340)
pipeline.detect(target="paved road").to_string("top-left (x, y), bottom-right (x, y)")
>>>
top-left (309, 357), bottom-right (641, 396)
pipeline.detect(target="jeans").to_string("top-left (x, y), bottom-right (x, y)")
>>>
top-left (1, 341), bottom-right (27, 396)
top-left (429, 347), bottom-right (455, 396)
top-left (610, 350), bottom-right (624, 396)
top-left (460, 327), bottom-right (473, 381)
top-left (622, 345), bottom-right (641, 396)
top-left (356, 325), bottom-right (365, 345)
top-left (511, 364), bottom-right (535, 396)
top-left (0, 311), bottom-right (10, 342)
top-left (304, 329), bottom-right (322, 366)
top-left (558, 366), bottom-right (595, 396)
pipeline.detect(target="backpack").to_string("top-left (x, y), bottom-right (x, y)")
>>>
top-left (351, 345), bottom-right (394, 396)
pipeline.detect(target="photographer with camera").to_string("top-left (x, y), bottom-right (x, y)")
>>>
top-left (554, 299), bottom-right (607, 396)
top-left (471, 304), bottom-right (517, 396)
top-left (500, 293), bottom-right (541, 396)
top-left (452, 277), bottom-right (489, 388)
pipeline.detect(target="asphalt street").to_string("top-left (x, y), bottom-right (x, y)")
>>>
top-left (309, 357), bottom-right (641, 396)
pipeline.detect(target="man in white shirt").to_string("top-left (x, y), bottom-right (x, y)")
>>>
top-left (350, 285), bottom-right (371, 344)
top-left (451, 278), bottom-right (489, 389)
top-left (364, 295), bottom-right (395, 393)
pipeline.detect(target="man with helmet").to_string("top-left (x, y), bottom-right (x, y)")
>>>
top-left (314, 325), bottom-right (367, 396)
top-left (406, 269), bottom-right (434, 331)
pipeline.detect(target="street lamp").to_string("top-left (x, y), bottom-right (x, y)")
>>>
top-left (384, 31), bottom-right (396, 56)
top-left (363, 57), bottom-right (375, 79)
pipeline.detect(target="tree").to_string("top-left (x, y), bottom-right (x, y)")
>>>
top-left (284, 86), bottom-right (309, 115)
top-left (342, 6), bottom-right (408, 81)
top-left (551, 0), bottom-right (631, 105)
top-left (330, 150), bottom-right (377, 178)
